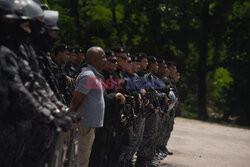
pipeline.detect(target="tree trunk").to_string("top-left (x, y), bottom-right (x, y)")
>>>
top-left (197, 0), bottom-right (209, 120)
top-left (72, 0), bottom-right (82, 46)
top-left (111, 0), bottom-right (124, 47)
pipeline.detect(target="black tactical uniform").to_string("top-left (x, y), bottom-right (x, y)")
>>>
top-left (32, 10), bottom-right (66, 104)
top-left (163, 77), bottom-right (179, 150)
top-left (0, 57), bottom-right (9, 120)
top-left (64, 48), bottom-right (78, 104)
top-left (118, 70), bottom-right (145, 167)
top-left (106, 69), bottom-right (130, 167)
top-left (51, 57), bottom-right (71, 103)
top-left (154, 72), bottom-right (175, 159)
top-left (65, 47), bottom-right (79, 79)
top-left (18, 8), bottom-right (73, 167)
top-left (136, 57), bottom-right (166, 167)
top-left (0, 1), bottom-right (56, 166)
top-left (116, 54), bottom-right (146, 166)
top-left (0, 39), bottom-right (54, 167)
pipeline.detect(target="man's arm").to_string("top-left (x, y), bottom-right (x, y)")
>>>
top-left (70, 91), bottom-right (86, 112)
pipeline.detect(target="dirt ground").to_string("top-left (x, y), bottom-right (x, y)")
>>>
top-left (159, 117), bottom-right (250, 167)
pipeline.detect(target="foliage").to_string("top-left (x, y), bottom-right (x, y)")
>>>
top-left (46, 0), bottom-right (250, 125)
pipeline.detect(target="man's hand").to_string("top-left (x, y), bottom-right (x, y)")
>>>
top-left (155, 107), bottom-right (160, 114)
top-left (67, 76), bottom-right (72, 85)
top-left (116, 93), bottom-right (126, 104)
top-left (140, 89), bottom-right (146, 96)
top-left (70, 91), bottom-right (86, 112)
top-left (138, 94), bottom-right (142, 109)
top-left (50, 113), bottom-right (73, 132)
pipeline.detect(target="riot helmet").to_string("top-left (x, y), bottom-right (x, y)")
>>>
top-left (0, 0), bottom-right (43, 48)
top-left (0, 0), bottom-right (43, 20)
top-left (32, 10), bottom-right (60, 52)
top-left (0, 0), bottom-right (19, 19)
top-left (18, 0), bottom-right (44, 20)
top-left (44, 10), bottom-right (59, 30)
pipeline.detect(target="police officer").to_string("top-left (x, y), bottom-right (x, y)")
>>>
top-left (136, 52), bottom-right (149, 77)
top-left (31, 10), bottom-right (66, 104)
top-left (51, 43), bottom-right (73, 105)
top-left (0, 1), bottom-right (65, 166)
top-left (74, 46), bottom-right (86, 74)
top-left (162, 61), bottom-right (180, 155)
top-left (17, 4), bottom-right (65, 117)
top-left (63, 46), bottom-right (79, 104)
top-left (154, 59), bottom-right (174, 160)
top-left (117, 54), bottom-right (147, 167)
top-left (135, 56), bottom-right (167, 167)
top-left (65, 46), bottom-right (79, 79)
top-left (103, 46), bottom-right (131, 166)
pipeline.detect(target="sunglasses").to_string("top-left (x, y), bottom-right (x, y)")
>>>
top-left (116, 55), bottom-right (127, 61)
top-left (108, 59), bottom-right (118, 64)
top-left (127, 60), bottom-right (132, 64)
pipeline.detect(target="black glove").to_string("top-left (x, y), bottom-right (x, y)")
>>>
top-left (50, 112), bottom-right (73, 132)
top-left (66, 112), bottom-right (82, 124)
top-left (62, 107), bottom-right (82, 124)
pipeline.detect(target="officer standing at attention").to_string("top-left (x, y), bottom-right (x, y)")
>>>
top-left (163, 61), bottom-right (180, 155)
top-left (137, 52), bottom-right (149, 77)
top-left (136, 56), bottom-right (167, 167)
top-left (51, 44), bottom-right (71, 104)
top-left (0, 1), bottom-right (67, 166)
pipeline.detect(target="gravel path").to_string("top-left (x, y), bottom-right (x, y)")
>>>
top-left (159, 117), bottom-right (250, 167)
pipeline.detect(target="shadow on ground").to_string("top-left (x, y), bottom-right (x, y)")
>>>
top-left (159, 162), bottom-right (187, 167)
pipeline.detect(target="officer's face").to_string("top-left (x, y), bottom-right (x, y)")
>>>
top-left (105, 56), bottom-right (118, 72)
top-left (140, 58), bottom-right (148, 70)
top-left (132, 62), bottom-right (140, 73)
top-left (166, 66), bottom-right (170, 76)
top-left (158, 63), bottom-right (168, 76)
top-left (117, 53), bottom-right (128, 70)
top-left (20, 21), bottom-right (31, 33)
top-left (173, 72), bottom-right (180, 83)
top-left (76, 53), bottom-right (85, 64)
top-left (152, 62), bottom-right (159, 74)
top-left (62, 50), bottom-right (70, 63)
top-left (169, 65), bottom-right (177, 77)
top-left (125, 57), bottom-right (132, 73)
top-left (70, 52), bottom-right (79, 64)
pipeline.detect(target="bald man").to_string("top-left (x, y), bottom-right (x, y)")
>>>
top-left (70, 46), bottom-right (107, 167)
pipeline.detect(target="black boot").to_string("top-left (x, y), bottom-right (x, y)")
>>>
top-left (165, 147), bottom-right (173, 155)
top-left (146, 159), bottom-right (159, 167)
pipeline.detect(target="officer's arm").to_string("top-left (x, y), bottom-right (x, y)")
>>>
top-left (1, 51), bottom-right (52, 121)
top-left (70, 91), bottom-right (86, 112)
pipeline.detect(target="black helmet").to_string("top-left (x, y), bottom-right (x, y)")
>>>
top-left (147, 56), bottom-right (157, 64)
top-left (111, 46), bottom-right (127, 54)
top-left (131, 54), bottom-right (140, 62)
top-left (147, 56), bottom-right (158, 70)
top-left (105, 50), bottom-right (115, 58)
top-left (44, 10), bottom-right (59, 30)
top-left (0, 0), bottom-right (43, 20)
top-left (136, 52), bottom-right (148, 61)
